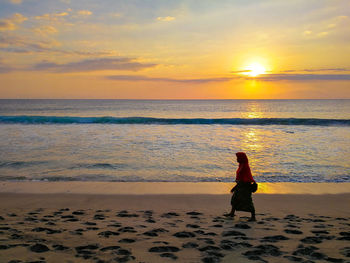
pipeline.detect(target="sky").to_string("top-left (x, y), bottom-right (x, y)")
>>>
top-left (0, 0), bottom-right (350, 99)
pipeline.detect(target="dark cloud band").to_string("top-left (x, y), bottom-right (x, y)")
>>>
top-left (106, 75), bottom-right (232, 83)
top-left (254, 74), bottom-right (350, 81)
top-left (31, 58), bottom-right (157, 72)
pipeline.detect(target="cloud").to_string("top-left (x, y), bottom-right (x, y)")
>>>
top-left (0, 20), bottom-right (16, 31)
top-left (156, 16), bottom-right (175, 22)
top-left (230, 69), bottom-right (350, 81)
top-left (33, 25), bottom-right (58, 36)
top-left (9, 0), bottom-right (22, 4)
top-left (0, 34), bottom-right (61, 52)
top-left (0, 33), bottom-right (116, 56)
top-left (252, 74), bottom-right (350, 81)
top-left (0, 59), bottom-right (14, 73)
top-left (77, 10), bottom-right (92, 16)
top-left (0, 13), bottom-right (27, 31)
top-left (230, 70), bottom-right (251, 74)
top-left (35, 12), bottom-right (69, 21)
top-left (317, 31), bottom-right (328, 37)
top-left (31, 58), bottom-right (157, 72)
top-left (108, 72), bottom-right (350, 83)
top-left (106, 75), bottom-right (232, 83)
top-left (281, 68), bottom-right (350, 73)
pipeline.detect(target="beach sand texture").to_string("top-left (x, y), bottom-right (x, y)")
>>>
top-left (1, 190), bottom-right (350, 263)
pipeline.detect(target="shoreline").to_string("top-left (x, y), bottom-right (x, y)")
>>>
top-left (0, 181), bottom-right (349, 195)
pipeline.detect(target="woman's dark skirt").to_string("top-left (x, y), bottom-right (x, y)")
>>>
top-left (231, 182), bottom-right (255, 212)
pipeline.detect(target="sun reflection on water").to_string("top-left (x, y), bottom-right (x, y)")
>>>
top-left (242, 101), bottom-right (264, 119)
top-left (241, 128), bottom-right (263, 150)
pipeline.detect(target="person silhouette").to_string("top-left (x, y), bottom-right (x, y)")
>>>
top-left (224, 152), bottom-right (256, 221)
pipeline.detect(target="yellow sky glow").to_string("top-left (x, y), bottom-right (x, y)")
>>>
top-left (0, 1), bottom-right (350, 99)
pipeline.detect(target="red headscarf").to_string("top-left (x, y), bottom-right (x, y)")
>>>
top-left (235, 152), bottom-right (254, 183)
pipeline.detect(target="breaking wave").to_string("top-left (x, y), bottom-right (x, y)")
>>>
top-left (1, 116), bottom-right (350, 126)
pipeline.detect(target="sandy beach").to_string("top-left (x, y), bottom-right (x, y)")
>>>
top-left (0, 183), bottom-right (349, 263)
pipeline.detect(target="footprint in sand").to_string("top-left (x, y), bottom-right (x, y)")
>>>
top-left (30, 243), bottom-right (50, 253)
top-left (143, 228), bottom-right (168, 237)
top-left (98, 230), bottom-right (120, 238)
top-left (261, 235), bottom-right (289, 243)
top-left (75, 244), bottom-right (99, 259)
top-left (182, 242), bottom-right (199, 248)
top-left (234, 223), bottom-right (251, 229)
top-left (186, 211), bottom-right (203, 216)
top-left (107, 222), bottom-right (122, 228)
top-left (340, 246), bottom-right (350, 257)
top-left (52, 244), bottom-right (69, 251)
top-left (83, 221), bottom-right (97, 226)
top-left (186, 224), bottom-right (200, 229)
top-left (149, 246), bottom-right (180, 253)
top-left (72, 210), bottom-right (85, 215)
top-left (160, 252), bottom-right (178, 259)
top-left (100, 245), bottom-right (120, 251)
top-left (338, 231), bottom-right (350, 241)
top-left (119, 238), bottom-right (136, 243)
top-left (243, 244), bottom-right (282, 258)
top-left (220, 240), bottom-right (252, 250)
top-left (118, 226), bottom-right (137, 233)
top-left (93, 214), bottom-right (106, 220)
top-left (31, 227), bottom-right (62, 234)
top-left (116, 210), bottom-right (139, 218)
top-left (197, 237), bottom-right (215, 245)
top-left (173, 231), bottom-right (196, 238)
top-left (284, 229), bottom-right (303, 235)
top-left (222, 230), bottom-right (246, 237)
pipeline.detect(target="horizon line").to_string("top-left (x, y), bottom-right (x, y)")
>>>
top-left (0, 98), bottom-right (349, 100)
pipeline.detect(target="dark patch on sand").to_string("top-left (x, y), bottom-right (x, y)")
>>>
top-left (262, 235), bottom-right (289, 242)
top-left (222, 230), bottom-right (246, 237)
top-left (285, 229), bottom-right (303, 235)
top-left (187, 211), bottom-right (203, 216)
top-left (116, 211), bottom-right (139, 218)
top-left (118, 227), bottom-right (137, 233)
top-left (30, 243), bottom-right (50, 253)
top-left (174, 231), bottom-right (196, 238)
top-left (98, 231), bottom-right (120, 238)
top-left (161, 212), bottom-right (180, 218)
top-left (234, 223), bottom-right (251, 229)
top-left (183, 242), bottom-right (199, 248)
top-left (149, 246), bottom-right (180, 253)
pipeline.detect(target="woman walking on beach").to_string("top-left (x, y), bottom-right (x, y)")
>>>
top-left (225, 152), bottom-right (256, 221)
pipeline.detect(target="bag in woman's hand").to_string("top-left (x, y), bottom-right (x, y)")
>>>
top-left (250, 182), bottom-right (258, 193)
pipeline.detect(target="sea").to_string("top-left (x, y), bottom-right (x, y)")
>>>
top-left (0, 99), bottom-right (349, 183)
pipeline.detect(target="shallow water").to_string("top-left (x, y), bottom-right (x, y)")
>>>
top-left (0, 99), bottom-right (349, 182)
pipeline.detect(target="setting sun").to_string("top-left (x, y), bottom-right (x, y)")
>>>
top-left (245, 63), bottom-right (266, 77)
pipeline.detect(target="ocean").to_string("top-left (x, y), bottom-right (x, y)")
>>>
top-left (0, 99), bottom-right (349, 183)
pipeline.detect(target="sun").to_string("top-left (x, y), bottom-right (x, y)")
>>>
top-left (244, 62), bottom-right (266, 77)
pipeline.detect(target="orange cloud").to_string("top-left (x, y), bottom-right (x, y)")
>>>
top-left (0, 20), bottom-right (16, 31)
top-left (106, 75), bottom-right (231, 83)
top-left (9, 0), bottom-right (22, 4)
top-left (156, 16), bottom-right (175, 22)
top-left (35, 12), bottom-right (69, 21)
top-left (33, 25), bottom-right (58, 36)
top-left (77, 10), bottom-right (92, 16)
top-left (0, 13), bottom-right (27, 31)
